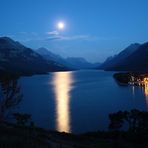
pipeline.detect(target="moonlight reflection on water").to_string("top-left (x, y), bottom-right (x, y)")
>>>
top-left (52, 72), bottom-right (73, 133)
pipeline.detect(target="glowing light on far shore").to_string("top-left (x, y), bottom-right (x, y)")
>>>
top-left (144, 77), bottom-right (148, 108)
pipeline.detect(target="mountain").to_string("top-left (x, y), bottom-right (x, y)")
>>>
top-left (0, 37), bottom-right (68, 75)
top-left (37, 48), bottom-right (100, 69)
top-left (111, 42), bottom-right (148, 72)
top-left (36, 47), bottom-right (69, 67)
top-left (37, 47), bottom-right (62, 61)
top-left (99, 43), bottom-right (140, 70)
top-left (65, 57), bottom-right (100, 69)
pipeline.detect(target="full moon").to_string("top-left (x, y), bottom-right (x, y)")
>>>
top-left (57, 22), bottom-right (65, 30)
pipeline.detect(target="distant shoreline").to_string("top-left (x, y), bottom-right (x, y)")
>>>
top-left (113, 72), bottom-right (148, 86)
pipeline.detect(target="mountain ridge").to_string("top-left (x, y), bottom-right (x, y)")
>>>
top-left (99, 43), bottom-right (141, 71)
top-left (36, 47), bottom-right (100, 69)
top-left (0, 37), bottom-right (68, 75)
top-left (99, 42), bottom-right (148, 72)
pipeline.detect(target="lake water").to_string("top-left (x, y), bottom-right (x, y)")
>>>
top-left (15, 70), bottom-right (148, 133)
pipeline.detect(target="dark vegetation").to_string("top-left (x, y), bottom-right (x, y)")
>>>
top-left (109, 109), bottom-right (148, 143)
top-left (0, 74), bottom-right (22, 122)
top-left (1, 108), bottom-right (148, 147)
top-left (113, 73), bottom-right (131, 84)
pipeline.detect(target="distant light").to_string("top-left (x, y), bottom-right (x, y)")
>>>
top-left (57, 22), bottom-right (65, 30)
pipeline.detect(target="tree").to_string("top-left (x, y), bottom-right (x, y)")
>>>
top-left (137, 111), bottom-right (148, 131)
top-left (109, 109), bottom-right (148, 132)
top-left (123, 109), bottom-right (140, 131)
top-left (109, 111), bottom-right (124, 130)
top-left (0, 76), bottom-right (22, 122)
top-left (13, 113), bottom-right (31, 126)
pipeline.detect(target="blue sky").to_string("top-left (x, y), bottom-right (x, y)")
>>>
top-left (0, 0), bottom-right (148, 62)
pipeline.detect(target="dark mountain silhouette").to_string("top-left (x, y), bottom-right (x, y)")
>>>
top-left (37, 47), bottom-right (100, 69)
top-left (110, 42), bottom-right (148, 71)
top-left (0, 37), bottom-right (68, 75)
top-left (99, 43), bottom-right (140, 71)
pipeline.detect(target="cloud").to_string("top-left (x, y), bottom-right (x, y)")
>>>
top-left (46, 30), bottom-right (100, 41)
top-left (59, 35), bottom-right (92, 41)
top-left (2, 29), bottom-right (109, 43)
top-left (58, 35), bottom-right (105, 42)
top-left (46, 31), bottom-right (59, 36)
top-left (45, 36), bottom-right (61, 41)
top-left (45, 34), bottom-right (91, 41)
top-left (45, 30), bottom-right (62, 41)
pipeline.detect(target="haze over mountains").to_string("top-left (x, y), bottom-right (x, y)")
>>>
top-left (99, 42), bottom-right (148, 72)
top-left (36, 47), bottom-right (100, 69)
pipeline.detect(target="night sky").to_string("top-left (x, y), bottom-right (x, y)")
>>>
top-left (0, 0), bottom-right (148, 62)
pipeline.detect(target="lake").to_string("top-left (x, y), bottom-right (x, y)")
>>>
top-left (12, 70), bottom-right (148, 133)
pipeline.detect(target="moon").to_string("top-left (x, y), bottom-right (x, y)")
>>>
top-left (57, 22), bottom-right (65, 30)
